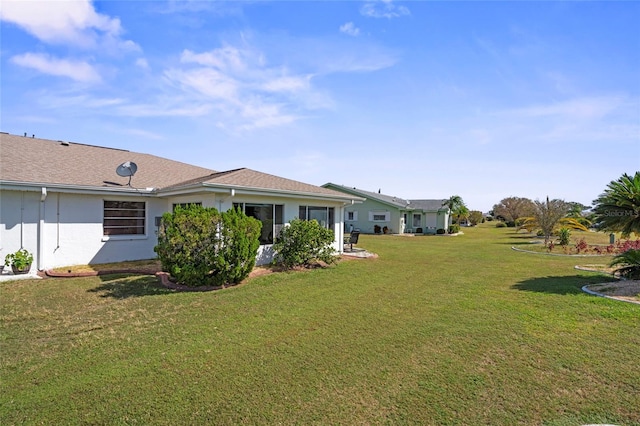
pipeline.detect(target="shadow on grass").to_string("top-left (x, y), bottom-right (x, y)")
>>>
top-left (88, 275), bottom-right (173, 299)
top-left (512, 274), bottom-right (616, 296)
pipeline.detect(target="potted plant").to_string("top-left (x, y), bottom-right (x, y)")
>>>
top-left (5, 248), bottom-right (33, 275)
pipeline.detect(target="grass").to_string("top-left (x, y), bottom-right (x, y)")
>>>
top-left (1, 224), bottom-right (639, 425)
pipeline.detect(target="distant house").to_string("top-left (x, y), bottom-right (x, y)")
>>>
top-left (0, 133), bottom-right (363, 271)
top-left (322, 183), bottom-right (450, 235)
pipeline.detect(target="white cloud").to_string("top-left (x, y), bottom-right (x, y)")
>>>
top-left (164, 67), bottom-right (240, 101)
top-left (181, 47), bottom-right (248, 72)
top-left (261, 75), bottom-right (312, 93)
top-left (340, 22), bottom-right (361, 37)
top-left (11, 52), bottom-right (101, 83)
top-left (135, 58), bottom-right (150, 69)
top-left (240, 101), bottom-right (298, 130)
top-left (361, 0), bottom-right (410, 19)
top-left (507, 96), bottom-right (627, 120)
top-left (162, 45), bottom-right (326, 129)
top-left (116, 102), bottom-right (213, 118)
top-left (1, 0), bottom-right (125, 48)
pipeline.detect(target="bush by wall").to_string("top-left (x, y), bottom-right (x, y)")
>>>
top-left (273, 218), bottom-right (337, 269)
top-left (448, 224), bottom-right (460, 234)
top-left (154, 205), bottom-right (261, 287)
top-left (216, 207), bottom-right (262, 285)
top-left (436, 228), bottom-right (446, 234)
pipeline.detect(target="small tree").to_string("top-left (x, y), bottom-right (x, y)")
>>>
top-left (468, 210), bottom-right (484, 226)
top-left (492, 196), bottom-right (535, 227)
top-left (521, 197), bottom-right (588, 245)
top-left (273, 219), bottom-right (337, 269)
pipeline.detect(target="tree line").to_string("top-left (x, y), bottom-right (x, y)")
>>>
top-left (489, 172), bottom-right (639, 242)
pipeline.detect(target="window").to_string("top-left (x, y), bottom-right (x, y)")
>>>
top-left (369, 211), bottom-right (390, 222)
top-left (299, 206), bottom-right (335, 230)
top-left (172, 202), bottom-right (202, 211)
top-left (233, 203), bottom-right (283, 245)
top-left (345, 211), bottom-right (358, 221)
top-left (413, 214), bottom-right (421, 228)
top-left (103, 201), bottom-right (145, 236)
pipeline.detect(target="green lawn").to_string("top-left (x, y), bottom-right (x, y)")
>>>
top-left (1, 225), bottom-right (638, 425)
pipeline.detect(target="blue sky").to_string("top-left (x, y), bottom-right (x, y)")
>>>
top-left (2, 0), bottom-right (638, 211)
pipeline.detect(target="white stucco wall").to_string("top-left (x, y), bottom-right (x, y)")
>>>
top-left (0, 188), bottom-right (347, 270)
top-left (1, 190), bottom-right (39, 272)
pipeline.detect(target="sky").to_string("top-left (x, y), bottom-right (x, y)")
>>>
top-left (1, 0), bottom-right (639, 212)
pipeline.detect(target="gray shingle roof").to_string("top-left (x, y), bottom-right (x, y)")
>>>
top-left (323, 184), bottom-right (410, 208)
top-left (324, 183), bottom-right (448, 212)
top-left (0, 133), bottom-right (357, 200)
top-left (165, 168), bottom-right (360, 199)
top-left (407, 199), bottom-right (448, 211)
top-left (0, 133), bottom-right (214, 189)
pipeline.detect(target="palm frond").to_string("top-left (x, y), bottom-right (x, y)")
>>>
top-left (610, 249), bottom-right (640, 279)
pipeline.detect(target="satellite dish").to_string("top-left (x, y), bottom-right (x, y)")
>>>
top-left (116, 161), bottom-right (138, 186)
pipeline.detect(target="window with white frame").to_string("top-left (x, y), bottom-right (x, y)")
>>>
top-left (413, 214), bottom-right (421, 228)
top-left (345, 211), bottom-right (358, 221)
top-left (299, 206), bottom-right (335, 230)
top-left (103, 201), bottom-right (145, 236)
top-left (233, 203), bottom-right (284, 245)
top-left (369, 211), bottom-right (390, 222)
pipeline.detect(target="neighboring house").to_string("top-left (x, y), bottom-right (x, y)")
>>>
top-left (0, 133), bottom-right (363, 271)
top-left (322, 183), bottom-right (450, 235)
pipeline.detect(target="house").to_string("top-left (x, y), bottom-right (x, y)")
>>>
top-left (0, 133), bottom-right (364, 271)
top-left (322, 183), bottom-right (450, 235)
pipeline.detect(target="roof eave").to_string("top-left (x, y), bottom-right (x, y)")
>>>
top-left (0, 180), bottom-right (157, 196)
top-left (157, 182), bottom-right (365, 203)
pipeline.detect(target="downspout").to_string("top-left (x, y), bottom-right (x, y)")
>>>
top-left (20, 192), bottom-right (25, 248)
top-left (38, 187), bottom-right (47, 270)
top-left (55, 193), bottom-right (60, 251)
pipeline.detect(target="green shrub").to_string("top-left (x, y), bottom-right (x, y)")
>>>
top-left (495, 222), bottom-right (507, 228)
top-left (448, 224), bottom-right (460, 234)
top-left (536, 230), bottom-right (544, 237)
top-left (273, 219), bottom-right (337, 269)
top-left (215, 207), bottom-right (262, 285)
top-left (610, 249), bottom-right (640, 279)
top-left (154, 205), bottom-right (261, 287)
top-left (558, 227), bottom-right (571, 246)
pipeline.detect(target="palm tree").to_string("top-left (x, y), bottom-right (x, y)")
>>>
top-left (592, 172), bottom-right (640, 237)
top-left (610, 249), bottom-right (640, 279)
top-left (442, 195), bottom-right (467, 225)
top-left (566, 202), bottom-right (592, 228)
top-left (521, 197), bottom-right (588, 244)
